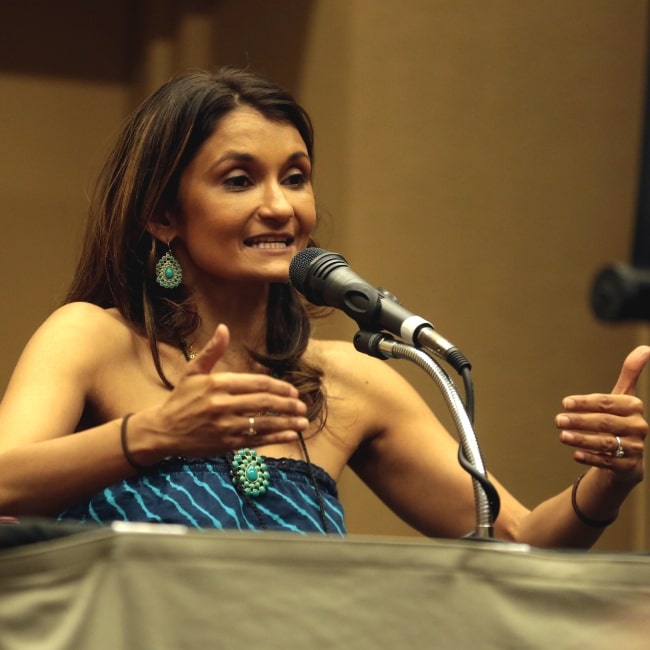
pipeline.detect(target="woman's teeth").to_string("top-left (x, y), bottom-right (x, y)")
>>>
top-left (250, 241), bottom-right (287, 249)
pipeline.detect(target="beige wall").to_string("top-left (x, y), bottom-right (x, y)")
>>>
top-left (1, 0), bottom-right (648, 550)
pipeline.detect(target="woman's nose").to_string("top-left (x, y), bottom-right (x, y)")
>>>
top-left (257, 183), bottom-right (294, 221)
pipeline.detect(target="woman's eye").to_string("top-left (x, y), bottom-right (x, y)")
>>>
top-left (224, 174), bottom-right (252, 189)
top-left (284, 172), bottom-right (307, 187)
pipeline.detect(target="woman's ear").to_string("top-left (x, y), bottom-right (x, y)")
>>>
top-left (145, 211), bottom-right (178, 242)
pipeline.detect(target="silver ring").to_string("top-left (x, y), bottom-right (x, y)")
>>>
top-left (614, 435), bottom-right (624, 458)
top-left (246, 416), bottom-right (257, 437)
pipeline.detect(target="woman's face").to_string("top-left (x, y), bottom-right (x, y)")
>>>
top-left (171, 105), bottom-right (316, 287)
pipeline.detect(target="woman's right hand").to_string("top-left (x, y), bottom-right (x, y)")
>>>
top-left (133, 324), bottom-right (309, 463)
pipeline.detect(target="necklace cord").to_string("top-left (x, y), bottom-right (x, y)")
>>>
top-left (296, 430), bottom-right (330, 533)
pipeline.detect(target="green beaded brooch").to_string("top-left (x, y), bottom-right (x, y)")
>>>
top-left (231, 448), bottom-right (270, 497)
top-left (155, 251), bottom-right (183, 289)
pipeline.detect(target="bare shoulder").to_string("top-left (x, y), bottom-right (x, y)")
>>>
top-left (41, 301), bottom-right (127, 334)
top-left (306, 338), bottom-right (424, 433)
top-left (307, 336), bottom-right (456, 445)
top-left (27, 302), bottom-right (133, 358)
top-left (308, 338), bottom-right (385, 382)
top-left (10, 302), bottom-right (140, 390)
top-left (308, 338), bottom-right (411, 391)
top-left (0, 303), bottom-right (142, 445)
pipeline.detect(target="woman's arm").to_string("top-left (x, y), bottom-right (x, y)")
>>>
top-left (515, 345), bottom-right (650, 547)
top-left (0, 305), bottom-right (308, 516)
top-left (344, 344), bottom-right (650, 546)
top-left (0, 303), bottom-right (132, 514)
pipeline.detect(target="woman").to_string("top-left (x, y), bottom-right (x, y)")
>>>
top-left (0, 67), bottom-right (647, 543)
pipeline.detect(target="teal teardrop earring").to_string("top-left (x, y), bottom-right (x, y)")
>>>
top-left (155, 243), bottom-right (183, 289)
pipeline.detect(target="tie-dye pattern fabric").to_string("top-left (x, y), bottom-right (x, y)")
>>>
top-left (57, 456), bottom-right (346, 535)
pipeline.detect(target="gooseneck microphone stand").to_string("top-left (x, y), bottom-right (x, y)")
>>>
top-left (353, 329), bottom-right (500, 540)
top-left (287, 247), bottom-right (501, 539)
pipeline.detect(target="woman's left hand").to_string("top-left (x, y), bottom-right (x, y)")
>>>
top-left (557, 345), bottom-right (650, 484)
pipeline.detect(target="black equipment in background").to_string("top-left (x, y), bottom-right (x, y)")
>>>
top-left (592, 31), bottom-right (650, 322)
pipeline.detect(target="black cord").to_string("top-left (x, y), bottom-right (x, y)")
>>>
top-left (457, 366), bottom-right (500, 521)
top-left (460, 367), bottom-right (475, 425)
top-left (457, 445), bottom-right (501, 521)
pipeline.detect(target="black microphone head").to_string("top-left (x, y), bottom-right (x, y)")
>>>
top-left (289, 247), bottom-right (327, 291)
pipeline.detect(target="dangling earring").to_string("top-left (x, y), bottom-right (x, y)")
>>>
top-left (155, 242), bottom-right (183, 289)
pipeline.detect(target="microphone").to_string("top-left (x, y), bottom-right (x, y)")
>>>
top-left (289, 248), bottom-right (470, 372)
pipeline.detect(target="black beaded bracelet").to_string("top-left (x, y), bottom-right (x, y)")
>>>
top-left (120, 412), bottom-right (149, 472)
top-left (571, 471), bottom-right (618, 528)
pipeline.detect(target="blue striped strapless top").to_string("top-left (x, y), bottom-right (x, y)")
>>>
top-left (56, 456), bottom-right (346, 535)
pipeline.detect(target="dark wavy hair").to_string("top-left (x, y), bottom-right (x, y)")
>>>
top-left (66, 67), bottom-right (326, 426)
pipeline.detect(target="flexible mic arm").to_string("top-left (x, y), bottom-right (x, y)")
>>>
top-left (354, 329), bottom-right (499, 539)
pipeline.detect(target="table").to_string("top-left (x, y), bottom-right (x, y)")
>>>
top-left (0, 520), bottom-right (648, 649)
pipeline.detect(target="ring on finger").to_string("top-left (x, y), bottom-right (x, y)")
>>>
top-left (246, 416), bottom-right (257, 437)
top-left (614, 434), bottom-right (624, 458)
